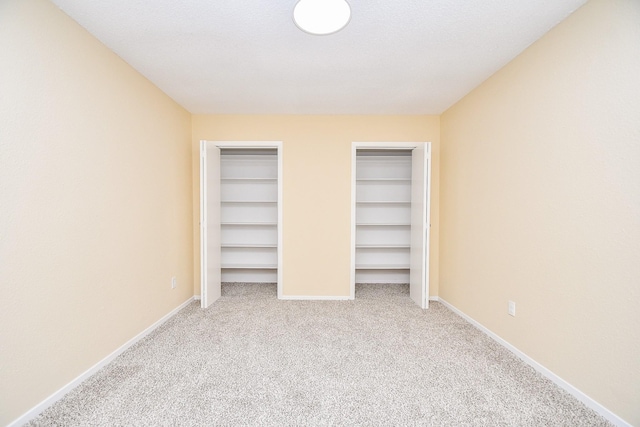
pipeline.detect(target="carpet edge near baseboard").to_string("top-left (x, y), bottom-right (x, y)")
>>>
top-left (437, 297), bottom-right (630, 427)
top-left (7, 296), bottom-right (197, 427)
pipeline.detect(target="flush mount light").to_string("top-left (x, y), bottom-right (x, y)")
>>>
top-left (293, 0), bottom-right (351, 35)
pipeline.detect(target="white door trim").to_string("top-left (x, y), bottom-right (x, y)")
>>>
top-left (200, 141), bottom-right (221, 308)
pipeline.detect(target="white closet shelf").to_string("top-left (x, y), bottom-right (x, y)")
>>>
top-left (356, 223), bottom-right (410, 226)
top-left (221, 200), bottom-right (277, 204)
top-left (356, 244), bottom-right (410, 249)
top-left (221, 222), bottom-right (277, 226)
top-left (222, 264), bottom-right (278, 269)
top-left (221, 177), bottom-right (277, 181)
top-left (356, 201), bottom-right (410, 204)
top-left (355, 152), bottom-right (413, 283)
top-left (220, 150), bottom-right (279, 283)
top-left (356, 178), bottom-right (411, 182)
top-left (221, 243), bottom-right (277, 248)
top-left (355, 264), bottom-right (410, 270)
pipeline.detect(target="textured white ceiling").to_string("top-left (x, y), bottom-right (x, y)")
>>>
top-left (50, 0), bottom-right (587, 114)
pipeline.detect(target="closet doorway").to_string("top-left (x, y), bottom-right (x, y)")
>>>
top-left (351, 142), bottom-right (431, 308)
top-left (200, 141), bottom-right (283, 308)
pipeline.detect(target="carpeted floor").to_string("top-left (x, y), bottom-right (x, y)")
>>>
top-left (28, 283), bottom-right (610, 426)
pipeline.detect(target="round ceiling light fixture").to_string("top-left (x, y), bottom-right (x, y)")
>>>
top-left (293, 0), bottom-right (351, 36)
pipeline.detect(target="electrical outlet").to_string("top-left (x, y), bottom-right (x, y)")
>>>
top-left (508, 300), bottom-right (516, 317)
top-left (171, 276), bottom-right (177, 289)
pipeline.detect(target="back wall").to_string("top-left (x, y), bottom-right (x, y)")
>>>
top-left (192, 115), bottom-right (440, 297)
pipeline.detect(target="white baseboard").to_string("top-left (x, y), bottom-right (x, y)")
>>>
top-left (193, 295), bottom-right (201, 301)
top-left (8, 296), bottom-right (197, 427)
top-left (279, 295), bottom-right (352, 301)
top-left (280, 295), bottom-right (438, 302)
top-left (437, 298), bottom-right (630, 427)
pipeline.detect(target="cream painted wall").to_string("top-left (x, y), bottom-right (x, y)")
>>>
top-left (0, 0), bottom-right (193, 425)
top-left (192, 115), bottom-right (440, 298)
top-left (440, 0), bottom-right (640, 423)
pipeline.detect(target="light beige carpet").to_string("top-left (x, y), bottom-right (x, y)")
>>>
top-left (28, 283), bottom-right (610, 426)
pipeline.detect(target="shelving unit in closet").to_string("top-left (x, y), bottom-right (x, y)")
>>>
top-left (355, 150), bottom-right (412, 284)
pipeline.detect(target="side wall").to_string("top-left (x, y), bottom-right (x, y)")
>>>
top-left (0, 0), bottom-right (193, 424)
top-left (192, 115), bottom-right (440, 297)
top-left (439, 0), bottom-right (640, 423)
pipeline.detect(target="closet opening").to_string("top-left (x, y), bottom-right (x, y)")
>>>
top-left (351, 143), bottom-right (431, 309)
top-left (200, 141), bottom-right (283, 308)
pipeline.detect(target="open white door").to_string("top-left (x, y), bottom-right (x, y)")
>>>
top-left (410, 143), bottom-right (431, 309)
top-left (200, 141), bottom-right (221, 308)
